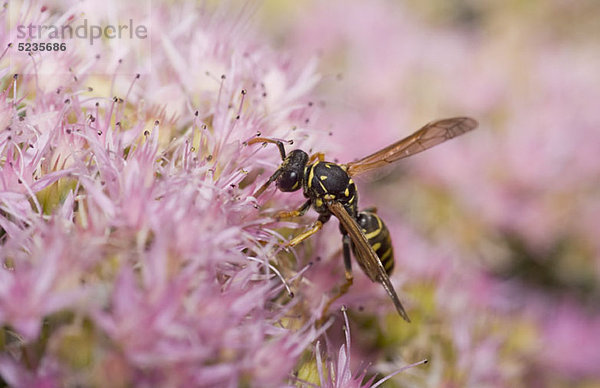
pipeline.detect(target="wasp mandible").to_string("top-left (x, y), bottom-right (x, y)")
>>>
top-left (248, 117), bottom-right (478, 322)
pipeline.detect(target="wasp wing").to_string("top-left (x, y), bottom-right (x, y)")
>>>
top-left (346, 117), bottom-right (478, 176)
top-left (328, 202), bottom-right (410, 322)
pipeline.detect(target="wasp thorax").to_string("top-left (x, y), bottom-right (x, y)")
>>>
top-left (276, 149), bottom-right (308, 192)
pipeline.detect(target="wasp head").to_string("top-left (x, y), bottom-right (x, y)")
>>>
top-left (276, 149), bottom-right (308, 192)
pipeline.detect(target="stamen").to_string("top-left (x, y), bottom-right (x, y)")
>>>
top-left (370, 359), bottom-right (429, 388)
top-left (0, 43), bottom-right (11, 61)
top-left (245, 256), bottom-right (293, 297)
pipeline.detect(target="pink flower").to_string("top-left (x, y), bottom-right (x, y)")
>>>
top-left (540, 302), bottom-right (600, 379)
top-left (0, 225), bottom-right (84, 340)
top-left (0, 2), bottom-right (338, 386)
top-left (300, 308), bottom-right (427, 388)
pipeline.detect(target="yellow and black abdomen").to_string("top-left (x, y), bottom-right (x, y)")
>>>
top-left (353, 211), bottom-right (395, 275)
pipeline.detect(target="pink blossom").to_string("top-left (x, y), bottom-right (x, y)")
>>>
top-left (540, 302), bottom-right (600, 379)
top-left (0, 1), bottom-right (328, 386)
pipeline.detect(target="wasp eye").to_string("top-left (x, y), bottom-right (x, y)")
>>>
top-left (277, 170), bottom-right (300, 192)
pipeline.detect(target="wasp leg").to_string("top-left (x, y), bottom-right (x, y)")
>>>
top-left (318, 234), bottom-right (354, 325)
top-left (253, 169), bottom-right (282, 198)
top-left (286, 220), bottom-right (323, 248)
top-left (342, 233), bottom-right (353, 280)
top-left (275, 199), bottom-right (311, 220)
top-left (309, 152), bottom-right (325, 163)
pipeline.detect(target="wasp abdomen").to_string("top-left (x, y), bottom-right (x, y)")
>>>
top-left (354, 211), bottom-right (395, 275)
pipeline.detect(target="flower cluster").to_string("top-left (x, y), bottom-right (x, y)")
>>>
top-left (0, 1), bottom-right (385, 386)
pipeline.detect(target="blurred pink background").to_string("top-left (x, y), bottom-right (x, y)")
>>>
top-left (255, 0), bottom-right (600, 386)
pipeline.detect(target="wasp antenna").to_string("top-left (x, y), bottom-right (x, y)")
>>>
top-left (246, 137), bottom-right (287, 160)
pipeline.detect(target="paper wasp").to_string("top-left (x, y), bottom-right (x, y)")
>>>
top-left (248, 117), bottom-right (478, 322)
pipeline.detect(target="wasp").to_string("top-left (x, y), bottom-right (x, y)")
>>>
top-left (248, 117), bottom-right (478, 322)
